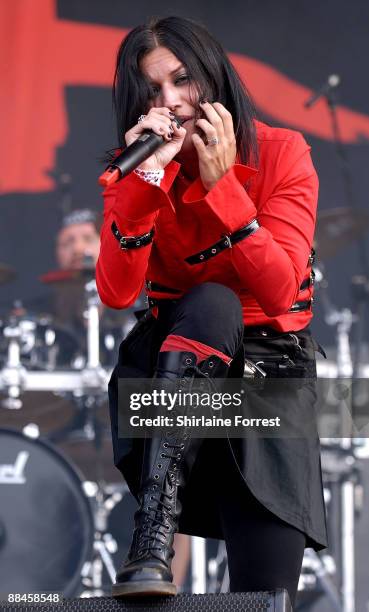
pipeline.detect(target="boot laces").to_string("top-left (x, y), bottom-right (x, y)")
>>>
top-left (134, 361), bottom-right (220, 558)
top-left (136, 442), bottom-right (183, 556)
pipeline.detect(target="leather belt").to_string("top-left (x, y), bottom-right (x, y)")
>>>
top-left (145, 271), bottom-right (314, 301)
top-left (111, 221), bottom-right (154, 250)
top-left (147, 294), bottom-right (313, 314)
top-left (145, 237), bottom-right (315, 314)
top-left (185, 219), bottom-right (260, 265)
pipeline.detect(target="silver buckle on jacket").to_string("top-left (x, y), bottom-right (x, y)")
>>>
top-left (222, 234), bottom-right (233, 249)
top-left (244, 358), bottom-right (267, 378)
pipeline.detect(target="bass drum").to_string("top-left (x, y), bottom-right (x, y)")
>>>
top-left (0, 429), bottom-right (93, 597)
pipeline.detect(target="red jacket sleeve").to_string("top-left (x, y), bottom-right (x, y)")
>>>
top-left (96, 161), bottom-right (180, 309)
top-left (182, 132), bottom-right (318, 317)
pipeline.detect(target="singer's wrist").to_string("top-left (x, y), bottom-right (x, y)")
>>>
top-left (134, 167), bottom-right (164, 188)
top-left (137, 161), bottom-right (165, 172)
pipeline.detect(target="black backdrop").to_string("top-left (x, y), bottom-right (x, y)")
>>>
top-left (1, 0), bottom-right (369, 349)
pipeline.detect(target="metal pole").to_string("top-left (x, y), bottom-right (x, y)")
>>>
top-left (191, 536), bottom-right (207, 593)
top-left (86, 280), bottom-right (100, 369)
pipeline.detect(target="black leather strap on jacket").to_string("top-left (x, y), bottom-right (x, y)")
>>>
top-left (145, 280), bottom-right (182, 294)
top-left (289, 299), bottom-right (313, 313)
top-left (111, 221), bottom-right (154, 250)
top-left (309, 247), bottom-right (315, 265)
top-left (299, 270), bottom-right (315, 291)
top-left (184, 219), bottom-right (260, 265)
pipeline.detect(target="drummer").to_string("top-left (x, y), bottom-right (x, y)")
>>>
top-left (56, 209), bottom-right (101, 271)
top-left (51, 209), bottom-right (103, 331)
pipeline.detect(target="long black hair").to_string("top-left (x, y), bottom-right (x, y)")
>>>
top-left (112, 16), bottom-right (258, 167)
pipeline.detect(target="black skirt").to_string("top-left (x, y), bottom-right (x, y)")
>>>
top-left (108, 309), bottom-right (328, 552)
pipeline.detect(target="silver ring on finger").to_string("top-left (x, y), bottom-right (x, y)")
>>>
top-left (207, 137), bottom-right (220, 146)
top-left (138, 114), bottom-right (147, 123)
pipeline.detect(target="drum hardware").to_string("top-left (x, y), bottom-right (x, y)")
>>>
top-left (0, 290), bottom-right (110, 396)
top-left (48, 393), bottom-right (105, 444)
top-left (84, 279), bottom-right (101, 370)
top-left (207, 541), bottom-right (229, 594)
top-left (1, 318), bottom-right (29, 409)
top-left (22, 422), bottom-right (40, 439)
top-left (298, 549), bottom-right (341, 611)
top-left (310, 76), bottom-right (369, 610)
top-left (79, 481), bottom-right (129, 596)
top-left (0, 272), bottom-right (137, 597)
top-left (48, 391), bottom-right (113, 490)
top-left (317, 290), bottom-right (356, 610)
top-left (314, 263), bottom-right (369, 612)
top-left (204, 535), bottom-right (340, 608)
top-left (0, 364), bottom-right (110, 395)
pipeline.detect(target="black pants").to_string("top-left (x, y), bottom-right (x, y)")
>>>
top-left (118, 282), bottom-right (306, 607)
top-left (214, 437), bottom-right (305, 609)
top-left (151, 281), bottom-right (244, 366)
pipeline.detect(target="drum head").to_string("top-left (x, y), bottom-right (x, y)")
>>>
top-left (0, 429), bottom-right (93, 596)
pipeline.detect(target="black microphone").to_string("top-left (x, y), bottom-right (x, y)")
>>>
top-left (304, 74), bottom-right (340, 109)
top-left (99, 116), bottom-right (183, 187)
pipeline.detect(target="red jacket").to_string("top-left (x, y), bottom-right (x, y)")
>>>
top-left (96, 120), bottom-right (318, 332)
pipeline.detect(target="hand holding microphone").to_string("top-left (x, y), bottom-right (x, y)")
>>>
top-left (99, 108), bottom-right (186, 187)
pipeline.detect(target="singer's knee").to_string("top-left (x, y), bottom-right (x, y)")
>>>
top-left (173, 282), bottom-right (244, 354)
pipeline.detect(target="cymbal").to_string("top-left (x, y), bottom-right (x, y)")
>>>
top-left (40, 265), bottom-right (95, 285)
top-left (315, 207), bottom-right (369, 260)
top-left (0, 263), bottom-right (16, 285)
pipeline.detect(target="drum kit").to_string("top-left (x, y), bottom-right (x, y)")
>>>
top-left (0, 262), bottom-right (138, 597)
top-left (1, 207), bottom-right (369, 608)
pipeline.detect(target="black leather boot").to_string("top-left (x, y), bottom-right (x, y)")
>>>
top-left (112, 350), bottom-right (228, 597)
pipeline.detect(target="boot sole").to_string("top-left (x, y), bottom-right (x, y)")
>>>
top-left (112, 581), bottom-right (177, 597)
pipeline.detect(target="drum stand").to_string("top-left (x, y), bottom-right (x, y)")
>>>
top-left (319, 279), bottom-right (358, 612)
top-left (76, 280), bottom-right (126, 596)
top-left (80, 482), bottom-right (128, 596)
top-left (207, 541), bottom-right (229, 594)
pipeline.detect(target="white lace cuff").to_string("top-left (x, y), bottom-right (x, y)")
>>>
top-left (134, 167), bottom-right (164, 187)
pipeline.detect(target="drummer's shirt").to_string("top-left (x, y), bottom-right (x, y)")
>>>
top-left (96, 120), bottom-right (317, 333)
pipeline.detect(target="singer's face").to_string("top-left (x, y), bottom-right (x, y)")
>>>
top-left (56, 222), bottom-right (100, 270)
top-left (140, 46), bottom-right (201, 156)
